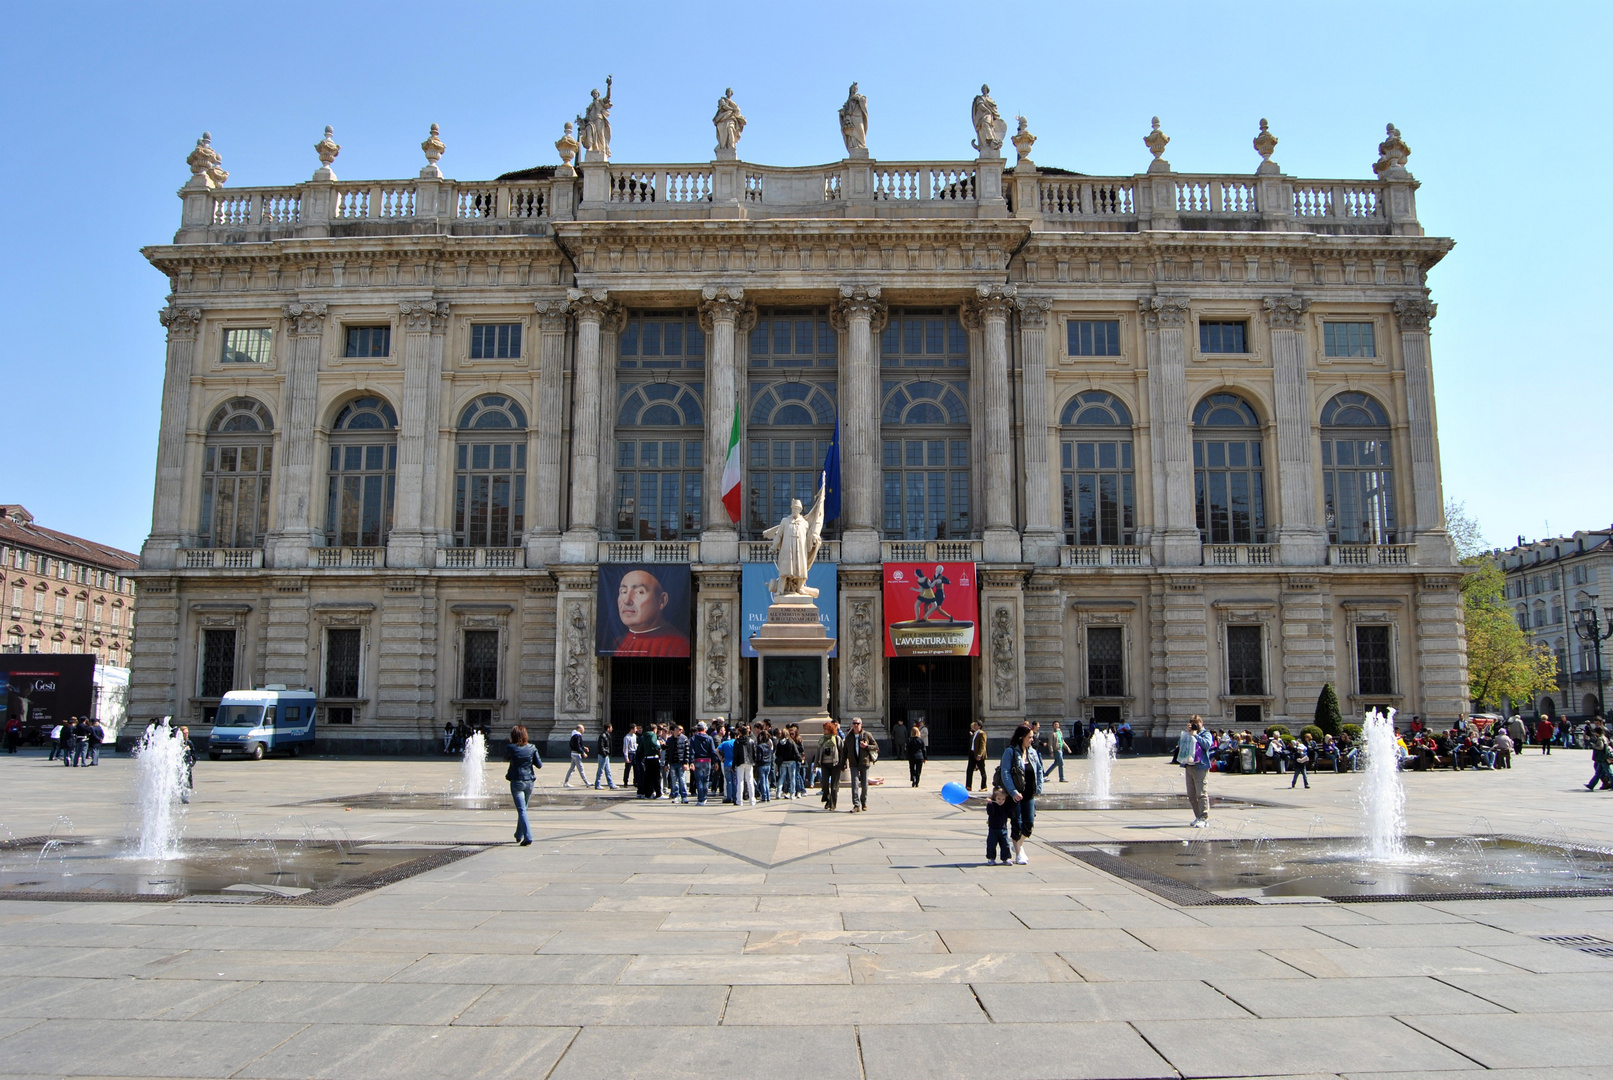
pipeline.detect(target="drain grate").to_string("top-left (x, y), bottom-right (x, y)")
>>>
top-left (1538, 934), bottom-right (1613, 958)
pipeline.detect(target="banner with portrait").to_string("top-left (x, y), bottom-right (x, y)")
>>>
top-left (882, 562), bottom-right (978, 657)
top-left (741, 562), bottom-right (837, 658)
top-left (596, 564), bottom-right (692, 657)
top-left (2, 654), bottom-right (95, 733)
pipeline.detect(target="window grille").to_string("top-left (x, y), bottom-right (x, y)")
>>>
top-left (1227, 625), bottom-right (1264, 695)
top-left (1356, 625), bottom-right (1393, 695)
top-left (1087, 627), bottom-right (1124, 696)
top-left (462, 630), bottom-right (499, 699)
top-left (200, 628), bottom-right (236, 698)
top-left (325, 627), bottom-right (361, 698)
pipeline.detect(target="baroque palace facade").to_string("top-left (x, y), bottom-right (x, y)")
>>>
top-left (130, 94), bottom-right (1466, 751)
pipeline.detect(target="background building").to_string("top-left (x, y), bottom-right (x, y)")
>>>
top-left (129, 104), bottom-right (1467, 752)
top-left (1496, 528), bottom-right (1612, 720)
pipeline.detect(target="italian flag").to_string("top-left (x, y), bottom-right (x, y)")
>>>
top-left (720, 403), bottom-right (742, 523)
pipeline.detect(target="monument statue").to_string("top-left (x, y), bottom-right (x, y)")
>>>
top-left (970, 84), bottom-right (1006, 157)
top-left (578, 76), bottom-right (613, 162)
top-left (839, 82), bottom-right (868, 155)
top-left (713, 88), bottom-right (747, 153)
top-left (762, 477), bottom-right (826, 598)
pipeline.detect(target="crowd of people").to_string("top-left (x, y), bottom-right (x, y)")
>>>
top-left (43, 717), bottom-right (108, 766)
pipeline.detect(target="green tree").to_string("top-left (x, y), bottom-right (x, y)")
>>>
top-left (1314, 683), bottom-right (1343, 736)
top-left (1446, 501), bottom-right (1559, 709)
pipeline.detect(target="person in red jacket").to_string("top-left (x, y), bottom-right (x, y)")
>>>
top-left (1536, 714), bottom-right (1555, 755)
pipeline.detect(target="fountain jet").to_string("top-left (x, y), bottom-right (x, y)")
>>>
top-left (133, 719), bottom-right (187, 860)
top-left (1087, 728), bottom-right (1117, 802)
top-left (1360, 706), bottom-right (1407, 861)
top-left (460, 730), bottom-right (488, 799)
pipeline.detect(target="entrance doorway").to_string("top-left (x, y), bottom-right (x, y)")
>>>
top-left (609, 659), bottom-right (691, 737)
top-left (888, 657), bottom-right (972, 755)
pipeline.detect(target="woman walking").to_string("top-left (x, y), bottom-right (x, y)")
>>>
top-left (905, 723), bottom-right (927, 787)
top-left (505, 725), bottom-right (542, 846)
top-left (998, 723), bottom-right (1042, 865)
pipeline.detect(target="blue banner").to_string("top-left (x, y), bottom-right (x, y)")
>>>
top-left (741, 562), bottom-right (837, 658)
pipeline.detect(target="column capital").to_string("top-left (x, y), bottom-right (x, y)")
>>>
top-left (1139, 294), bottom-right (1190, 329)
top-left (398, 299), bottom-right (450, 333)
top-left (534, 298), bottom-right (570, 333)
top-left (1015, 294), bottom-right (1054, 329)
top-left (830, 284), bottom-right (887, 331)
top-left (965, 283), bottom-right (1017, 325)
top-left (698, 285), bottom-right (753, 333)
top-left (157, 304), bottom-right (203, 341)
top-left (567, 287), bottom-right (622, 328)
top-left (281, 301), bottom-right (329, 337)
top-left (1393, 296), bottom-right (1437, 331)
top-left (1262, 295), bottom-right (1310, 329)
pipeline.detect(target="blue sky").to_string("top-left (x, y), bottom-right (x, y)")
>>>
top-left (2, 2), bottom-right (1606, 554)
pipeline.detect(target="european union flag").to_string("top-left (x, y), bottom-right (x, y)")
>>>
top-left (821, 417), bottom-right (842, 522)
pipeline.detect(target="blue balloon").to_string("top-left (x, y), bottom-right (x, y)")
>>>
top-left (940, 782), bottom-right (970, 805)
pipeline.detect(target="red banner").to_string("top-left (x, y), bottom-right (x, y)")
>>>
top-left (882, 562), bottom-right (978, 657)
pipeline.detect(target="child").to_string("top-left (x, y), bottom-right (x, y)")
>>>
top-left (984, 786), bottom-right (1012, 864)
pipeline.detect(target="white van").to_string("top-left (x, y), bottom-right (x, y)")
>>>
top-left (207, 688), bottom-right (316, 760)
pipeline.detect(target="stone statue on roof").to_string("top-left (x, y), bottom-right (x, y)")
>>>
top-left (578, 76), bottom-right (613, 162)
top-left (713, 88), bottom-right (746, 156)
top-left (971, 84), bottom-right (1006, 158)
top-left (839, 82), bottom-right (868, 156)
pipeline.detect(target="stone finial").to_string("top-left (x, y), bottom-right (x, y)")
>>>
top-left (1144, 116), bottom-right (1170, 172)
top-left (419, 123), bottom-right (445, 178)
top-left (555, 120), bottom-right (580, 177)
top-left (185, 132), bottom-right (228, 189)
top-left (1252, 118), bottom-right (1280, 174)
top-left (1011, 115), bottom-right (1037, 167)
top-left (313, 125), bottom-right (340, 181)
top-left (1373, 122), bottom-right (1412, 179)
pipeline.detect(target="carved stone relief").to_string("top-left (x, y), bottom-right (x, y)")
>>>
top-left (563, 599), bottom-right (592, 714)
top-left (848, 599), bottom-right (874, 709)
top-left (705, 601), bottom-right (730, 711)
top-left (990, 605), bottom-right (1018, 709)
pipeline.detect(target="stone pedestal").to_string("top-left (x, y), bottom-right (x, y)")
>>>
top-left (749, 594), bottom-right (836, 737)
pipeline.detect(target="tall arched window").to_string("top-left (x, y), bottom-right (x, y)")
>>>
top-left (881, 380), bottom-right (970, 539)
top-left (325, 396), bottom-right (398, 548)
top-left (1321, 392), bottom-right (1396, 545)
top-left (1060, 391), bottom-right (1134, 546)
top-left (454, 395), bottom-right (527, 548)
top-left (200, 398), bottom-right (274, 548)
top-left (1192, 393), bottom-right (1266, 544)
top-left (615, 381), bottom-right (703, 540)
top-left (747, 381), bottom-right (836, 538)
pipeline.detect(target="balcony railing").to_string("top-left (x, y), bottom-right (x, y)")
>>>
top-left (435, 547), bottom-right (524, 569)
top-left (1203, 544), bottom-right (1276, 567)
top-left (312, 547), bottom-right (386, 569)
top-left (881, 540), bottom-right (982, 563)
top-left (1329, 544), bottom-right (1413, 567)
top-left (182, 548), bottom-right (263, 569)
top-left (1060, 545), bottom-right (1152, 568)
top-left (741, 540), bottom-right (840, 564)
top-left (598, 541), bottom-right (699, 564)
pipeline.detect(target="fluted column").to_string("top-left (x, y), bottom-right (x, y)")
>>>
top-left (388, 300), bottom-right (449, 568)
top-left (831, 285), bottom-right (886, 565)
top-left (562, 289), bottom-right (614, 561)
top-left (970, 285), bottom-right (1021, 563)
top-left (528, 300), bottom-right (570, 564)
top-left (143, 304), bottom-right (203, 569)
top-left (267, 301), bottom-right (327, 568)
top-left (698, 286), bottom-right (748, 564)
top-left (1141, 296), bottom-right (1199, 566)
top-left (1016, 295), bottom-right (1058, 566)
top-left (1265, 295), bottom-right (1324, 565)
top-left (1395, 297), bottom-right (1451, 563)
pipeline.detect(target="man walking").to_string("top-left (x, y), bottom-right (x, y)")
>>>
top-left (1586, 724), bottom-right (1613, 791)
top-left (592, 724), bottom-right (616, 789)
top-left (690, 721), bottom-right (717, 805)
top-left (846, 717), bottom-right (876, 812)
top-left (1044, 720), bottom-right (1067, 782)
top-left (563, 724), bottom-right (589, 787)
top-left (966, 720), bottom-right (988, 791)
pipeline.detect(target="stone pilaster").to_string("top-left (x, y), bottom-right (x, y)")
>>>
top-left (126, 577), bottom-right (181, 723)
top-left (1415, 573), bottom-right (1469, 724)
top-left (1016, 295), bottom-right (1058, 566)
top-left (1022, 576), bottom-right (1065, 728)
top-left (528, 300), bottom-right (570, 565)
top-left (388, 300), bottom-right (450, 568)
top-left (698, 287), bottom-right (749, 564)
top-left (970, 284), bottom-right (1021, 564)
top-left (266, 302), bottom-right (327, 569)
top-left (1278, 575), bottom-right (1333, 723)
top-left (1141, 296), bottom-right (1199, 566)
top-left (562, 290), bottom-right (615, 562)
top-left (375, 576), bottom-right (438, 733)
top-left (1152, 575), bottom-right (1210, 732)
top-left (518, 576), bottom-right (560, 739)
top-left (262, 582), bottom-right (312, 691)
top-left (693, 567), bottom-right (740, 722)
top-left (143, 305), bottom-right (203, 569)
top-left (552, 568), bottom-right (601, 725)
top-left (1265, 296), bottom-right (1325, 565)
top-left (831, 286), bottom-right (887, 564)
top-left (837, 568), bottom-right (884, 732)
top-left (1395, 297), bottom-right (1452, 564)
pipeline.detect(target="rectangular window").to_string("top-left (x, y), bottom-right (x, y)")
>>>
top-left (344, 325), bottom-right (391, 357)
top-left (1067, 320), bottom-right (1122, 357)
top-left (200, 628), bottom-right (236, 698)
top-left (1356, 625), bottom-right (1393, 695)
top-left (1226, 625), bottom-right (1264, 695)
top-left (221, 328), bottom-right (273, 364)
top-left (462, 630), bottom-right (499, 700)
top-left (1199, 320), bottom-right (1248, 354)
top-left (325, 707), bottom-right (355, 725)
top-left (1323, 322), bottom-right (1376, 358)
top-left (1087, 626), bottom-right (1124, 696)
top-left (620, 312), bottom-right (705, 369)
top-left (880, 308), bottom-right (969, 369)
top-left (325, 627), bottom-right (362, 698)
top-left (470, 323), bottom-right (522, 359)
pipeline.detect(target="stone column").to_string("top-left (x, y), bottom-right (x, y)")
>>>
top-left (528, 300), bottom-right (570, 566)
top-left (831, 285), bottom-right (886, 564)
top-left (562, 289), bottom-right (614, 562)
top-left (1016, 295), bottom-right (1058, 566)
top-left (267, 301), bottom-right (328, 569)
top-left (971, 285), bottom-right (1021, 563)
top-left (1394, 298), bottom-right (1452, 564)
top-left (1264, 296), bottom-right (1325, 565)
top-left (699, 286), bottom-right (747, 564)
top-left (1140, 296), bottom-right (1199, 566)
top-left (143, 305), bottom-right (203, 569)
top-left (388, 300), bottom-right (450, 568)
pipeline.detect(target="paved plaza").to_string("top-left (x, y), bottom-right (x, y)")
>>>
top-left (2, 749), bottom-right (1612, 1080)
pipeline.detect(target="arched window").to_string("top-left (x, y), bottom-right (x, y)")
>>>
top-left (1059, 391), bottom-right (1134, 546)
top-left (748, 380), bottom-right (836, 538)
top-left (614, 381), bottom-right (703, 540)
top-left (1321, 392), bottom-right (1396, 545)
top-left (453, 395), bottom-right (527, 548)
top-left (1192, 393), bottom-right (1266, 544)
top-left (881, 380), bottom-right (970, 539)
top-left (325, 397), bottom-right (398, 548)
top-left (200, 398), bottom-right (274, 548)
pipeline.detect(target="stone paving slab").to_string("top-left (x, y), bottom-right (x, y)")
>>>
top-left (190, 980), bottom-right (489, 1025)
top-left (1206, 975), bottom-right (1508, 1017)
top-left (0, 1018), bottom-right (308, 1078)
top-left (237, 1022), bottom-right (577, 1080)
top-left (858, 1022), bottom-right (1175, 1080)
top-left (972, 980), bottom-right (1252, 1021)
top-left (1133, 1015), bottom-right (1478, 1076)
top-left (1397, 1013), bottom-right (1613, 1070)
top-left (547, 1026), bottom-right (861, 1080)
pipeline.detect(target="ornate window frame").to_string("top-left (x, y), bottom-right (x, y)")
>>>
top-left (1070, 599), bottom-right (1136, 720)
top-left (314, 602), bottom-right (374, 721)
top-left (1213, 600), bottom-right (1276, 717)
top-left (450, 603), bottom-right (512, 726)
top-left (1059, 312), bottom-right (1131, 367)
top-left (1341, 598), bottom-right (1402, 709)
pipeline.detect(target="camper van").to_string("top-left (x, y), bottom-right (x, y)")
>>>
top-left (207, 688), bottom-right (316, 760)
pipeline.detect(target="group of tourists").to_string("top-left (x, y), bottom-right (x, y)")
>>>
top-left (47, 718), bottom-right (107, 766)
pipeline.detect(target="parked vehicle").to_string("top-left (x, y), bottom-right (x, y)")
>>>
top-left (207, 689), bottom-right (316, 760)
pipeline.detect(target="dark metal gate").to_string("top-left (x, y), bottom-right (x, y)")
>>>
top-left (609, 658), bottom-right (691, 738)
top-left (888, 657), bottom-right (973, 755)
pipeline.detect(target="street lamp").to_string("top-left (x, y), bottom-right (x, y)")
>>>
top-left (1573, 606), bottom-right (1613, 718)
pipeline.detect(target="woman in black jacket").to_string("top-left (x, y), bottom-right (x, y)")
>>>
top-left (906, 725), bottom-right (927, 787)
top-left (505, 726), bottom-right (542, 846)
